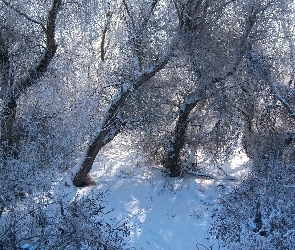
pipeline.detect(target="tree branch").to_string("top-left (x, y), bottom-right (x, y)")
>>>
top-left (271, 81), bottom-right (295, 118)
top-left (100, 11), bottom-right (112, 61)
top-left (13, 0), bottom-right (62, 99)
top-left (133, 50), bottom-right (173, 89)
top-left (122, 0), bottom-right (135, 28)
top-left (1, 0), bottom-right (46, 31)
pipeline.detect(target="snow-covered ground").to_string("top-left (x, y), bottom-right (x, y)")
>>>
top-left (62, 135), bottom-right (250, 250)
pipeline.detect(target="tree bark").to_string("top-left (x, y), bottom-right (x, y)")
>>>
top-left (100, 11), bottom-right (112, 61)
top-left (164, 96), bottom-right (201, 177)
top-left (0, 33), bottom-right (16, 155)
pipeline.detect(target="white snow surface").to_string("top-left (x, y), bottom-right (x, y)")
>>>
top-left (62, 135), bottom-right (249, 250)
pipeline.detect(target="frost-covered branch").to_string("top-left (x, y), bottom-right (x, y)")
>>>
top-left (248, 50), bottom-right (295, 120)
top-left (134, 50), bottom-right (173, 89)
top-left (100, 11), bottom-right (112, 61)
top-left (271, 81), bottom-right (295, 118)
top-left (13, 0), bottom-right (62, 99)
top-left (1, 0), bottom-right (46, 31)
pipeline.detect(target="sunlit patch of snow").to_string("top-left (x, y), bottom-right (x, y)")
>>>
top-left (230, 147), bottom-right (249, 167)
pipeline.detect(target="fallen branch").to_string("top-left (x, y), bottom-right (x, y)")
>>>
top-left (196, 242), bottom-right (210, 250)
top-left (186, 171), bottom-right (217, 180)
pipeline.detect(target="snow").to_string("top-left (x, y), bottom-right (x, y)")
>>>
top-left (21, 244), bottom-right (35, 250)
top-left (284, 230), bottom-right (295, 238)
top-left (61, 135), bottom-right (249, 249)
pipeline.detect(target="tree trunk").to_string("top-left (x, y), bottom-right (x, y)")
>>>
top-left (72, 89), bottom-right (128, 187)
top-left (0, 30), bottom-right (17, 157)
top-left (1, 99), bottom-right (18, 157)
top-left (72, 126), bottom-right (122, 187)
top-left (72, 136), bottom-right (106, 187)
top-left (164, 99), bottom-right (199, 177)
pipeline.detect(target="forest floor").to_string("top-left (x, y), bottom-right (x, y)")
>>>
top-left (64, 134), bottom-right (250, 250)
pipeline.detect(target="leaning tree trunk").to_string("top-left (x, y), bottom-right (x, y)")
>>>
top-left (73, 53), bottom-right (171, 187)
top-left (72, 89), bottom-right (129, 187)
top-left (164, 6), bottom-right (259, 177)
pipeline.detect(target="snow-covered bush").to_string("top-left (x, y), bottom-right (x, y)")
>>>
top-left (0, 190), bottom-right (129, 249)
top-left (211, 161), bottom-right (295, 249)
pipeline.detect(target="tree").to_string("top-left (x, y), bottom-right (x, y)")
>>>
top-left (0, 0), bottom-right (62, 158)
top-left (211, 3), bottom-right (295, 248)
top-left (72, 0), bottom-right (176, 187)
top-left (238, 0), bottom-right (295, 172)
top-left (130, 0), bottom-right (292, 178)
top-left (161, 0), bottom-right (262, 176)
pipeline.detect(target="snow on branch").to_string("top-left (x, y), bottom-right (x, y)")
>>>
top-left (1, 0), bottom-right (46, 31)
top-left (13, 0), bottom-right (62, 99)
top-left (186, 171), bottom-right (217, 180)
top-left (134, 50), bottom-right (173, 89)
top-left (271, 81), bottom-right (295, 119)
top-left (180, 8), bottom-right (260, 112)
top-left (248, 51), bottom-right (295, 119)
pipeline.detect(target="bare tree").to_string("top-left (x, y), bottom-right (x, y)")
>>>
top-left (162, 0), bottom-right (262, 176)
top-left (72, 0), bottom-right (176, 187)
top-left (0, 0), bottom-right (62, 157)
